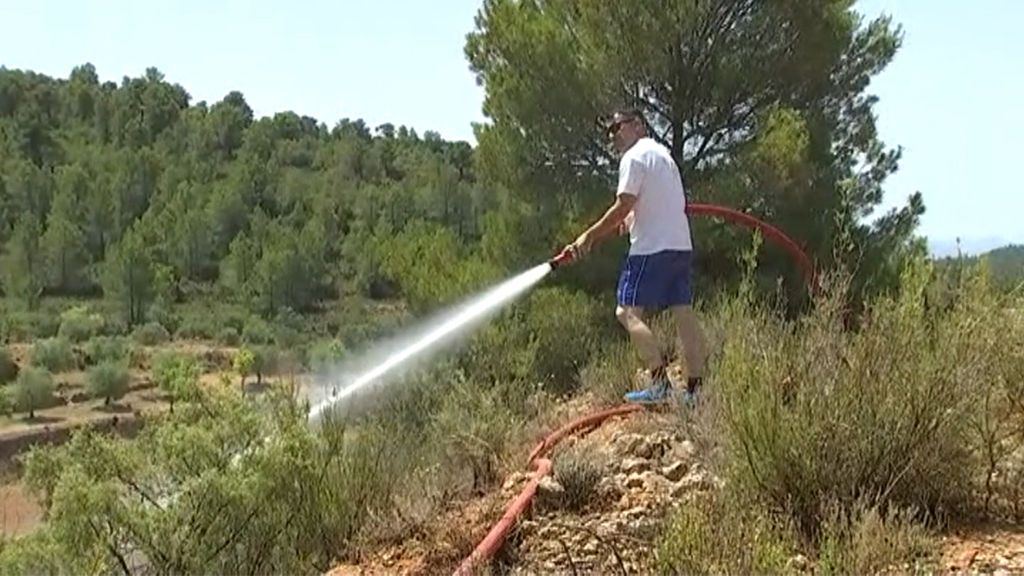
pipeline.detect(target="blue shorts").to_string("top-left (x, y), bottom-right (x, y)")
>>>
top-left (616, 250), bottom-right (693, 308)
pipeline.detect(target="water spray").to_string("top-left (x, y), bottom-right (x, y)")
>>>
top-left (306, 252), bottom-right (574, 425)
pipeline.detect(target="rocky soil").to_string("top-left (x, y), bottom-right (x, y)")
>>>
top-left (493, 411), bottom-right (721, 575)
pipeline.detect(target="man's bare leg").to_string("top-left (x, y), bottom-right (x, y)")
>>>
top-left (615, 305), bottom-right (665, 374)
top-left (671, 304), bottom-right (707, 392)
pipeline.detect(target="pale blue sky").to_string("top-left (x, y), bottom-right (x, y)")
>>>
top-left (1, 1), bottom-right (1020, 255)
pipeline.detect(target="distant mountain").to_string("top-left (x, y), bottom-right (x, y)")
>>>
top-left (935, 244), bottom-right (1024, 292)
top-left (928, 236), bottom-right (1013, 258)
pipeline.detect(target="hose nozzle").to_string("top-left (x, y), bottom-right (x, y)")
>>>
top-left (548, 246), bottom-right (576, 270)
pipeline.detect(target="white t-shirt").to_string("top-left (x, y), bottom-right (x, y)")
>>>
top-left (616, 137), bottom-right (693, 255)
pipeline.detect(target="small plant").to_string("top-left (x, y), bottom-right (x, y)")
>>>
top-left (307, 339), bottom-right (346, 375)
top-left (552, 445), bottom-right (604, 513)
top-left (57, 306), bottom-right (104, 343)
top-left (30, 337), bottom-right (76, 372)
top-left (233, 348), bottom-right (255, 392)
top-left (86, 362), bottom-right (131, 406)
top-left (83, 336), bottom-right (131, 366)
top-left (152, 351), bottom-right (201, 411)
top-left (217, 327), bottom-right (240, 346)
top-left (0, 348), bottom-right (18, 384)
top-left (13, 367), bottom-right (55, 419)
top-left (242, 316), bottom-right (274, 345)
top-left (133, 322), bottom-right (170, 346)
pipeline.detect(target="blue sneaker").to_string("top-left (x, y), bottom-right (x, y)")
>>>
top-left (624, 378), bottom-right (673, 404)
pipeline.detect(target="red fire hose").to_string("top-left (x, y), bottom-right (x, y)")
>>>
top-left (686, 203), bottom-right (819, 293)
top-left (453, 404), bottom-right (646, 576)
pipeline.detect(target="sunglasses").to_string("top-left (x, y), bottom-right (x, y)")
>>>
top-left (606, 115), bottom-right (638, 137)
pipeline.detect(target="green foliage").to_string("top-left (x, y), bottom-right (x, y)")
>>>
top-left (0, 347), bottom-right (18, 384)
top-left (655, 491), bottom-right (795, 575)
top-left (217, 326), bottom-right (240, 346)
top-left (151, 350), bottom-right (201, 409)
top-left (552, 444), bottom-right (604, 513)
top-left (12, 366), bottom-right (55, 419)
top-left (461, 286), bottom-right (606, 396)
top-left (30, 337), bottom-right (76, 372)
top-left (82, 335), bottom-right (131, 366)
top-left (85, 361), bottom-right (130, 405)
top-left (133, 321), bottom-right (170, 346)
top-left (241, 315), bottom-right (274, 345)
top-left (6, 385), bottom-right (400, 574)
top-left (711, 261), bottom-right (976, 539)
top-left (307, 338), bottom-right (346, 374)
top-left (56, 305), bottom-right (104, 343)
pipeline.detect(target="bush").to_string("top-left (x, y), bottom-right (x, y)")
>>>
top-left (13, 367), bottom-right (55, 419)
top-left (133, 322), bottom-right (170, 346)
top-left (307, 339), bottom-right (346, 375)
top-left (0, 310), bottom-right (60, 342)
top-left (217, 327), bottom-right (240, 346)
top-left (152, 351), bottom-right (201, 409)
top-left (0, 348), bottom-right (18, 384)
top-left (86, 362), bottom-right (131, 405)
top-left (552, 445), bottom-right (604, 513)
top-left (242, 316), bottom-right (274, 345)
top-left (462, 286), bottom-right (606, 397)
top-left (682, 255), bottom-right (1024, 548)
top-left (82, 336), bottom-right (131, 366)
top-left (56, 306), bottom-right (104, 343)
top-left (655, 490), bottom-right (795, 575)
top-left (29, 338), bottom-right (76, 372)
top-left (6, 384), bottom-right (400, 574)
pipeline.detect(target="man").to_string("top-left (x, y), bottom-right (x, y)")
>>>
top-left (563, 108), bottom-right (707, 404)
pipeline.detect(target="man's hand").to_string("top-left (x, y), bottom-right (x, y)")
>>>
top-left (570, 230), bottom-right (594, 258)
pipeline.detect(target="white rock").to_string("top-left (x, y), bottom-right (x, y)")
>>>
top-left (634, 438), bottom-right (655, 459)
top-left (625, 473), bottom-right (646, 490)
top-left (503, 471), bottom-right (531, 490)
top-left (620, 457), bottom-right (649, 474)
top-left (536, 476), bottom-right (565, 511)
top-left (787, 554), bottom-right (809, 571)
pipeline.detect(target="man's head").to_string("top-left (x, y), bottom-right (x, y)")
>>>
top-left (606, 108), bottom-right (647, 154)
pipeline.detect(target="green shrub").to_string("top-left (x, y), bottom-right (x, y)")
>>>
top-left (552, 445), bottom-right (604, 513)
top-left (242, 316), bottom-right (274, 345)
top-left (655, 490), bottom-right (795, 575)
top-left (152, 351), bottom-right (201, 409)
top-left (13, 367), bottom-right (55, 419)
top-left (702, 257), bottom-right (1024, 543)
top-left (30, 338), bottom-right (76, 372)
top-left (307, 339), bottom-right (346, 374)
top-left (86, 362), bottom-right (131, 405)
top-left (7, 383), bottom-right (399, 574)
top-left (56, 306), bottom-right (104, 343)
top-left (217, 327), bottom-right (240, 346)
top-left (174, 316), bottom-right (215, 340)
top-left (462, 286), bottom-right (605, 397)
top-left (0, 310), bottom-right (60, 342)
top-left (0, 348), bottom-right (18, 384)
top-left (82, 336), bottom-right (131, 366)
top-left (133, 322), bottom-right (170, 346)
